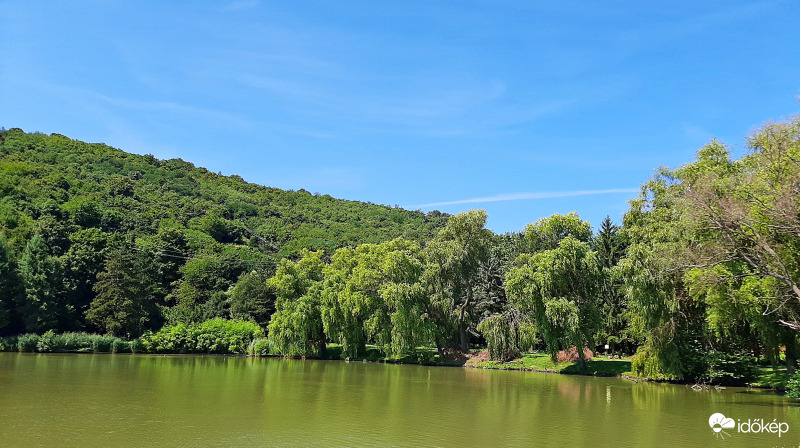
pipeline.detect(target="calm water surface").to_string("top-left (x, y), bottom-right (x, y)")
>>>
top-left (1, 353), bottom-right (799, 447)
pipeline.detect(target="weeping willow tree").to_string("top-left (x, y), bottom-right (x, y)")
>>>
top-left (506, 230), bottom-right (602, 370)
top-left (477, 309), bottom-right (536, 362)
top-left (266, 250), bottom-right (327, 357)
top-left (320, 238), bottom-right (432, 359)
top-left (423, 210), bottom-right (492, 353)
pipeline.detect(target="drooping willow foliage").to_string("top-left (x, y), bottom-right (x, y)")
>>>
top-left (476, 309), bottom-right (536, 362)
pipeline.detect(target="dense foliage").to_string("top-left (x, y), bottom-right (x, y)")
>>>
top-left (0, 128), bottom-right (447, 336)
top-left (3, 116), bottom-right (800, 387)
top-left (140, 318), bottom-right (263, 354)
top-left (506, 215), bottom-right (602, 367)
top-left (620, 117), bottom-right (800, 380)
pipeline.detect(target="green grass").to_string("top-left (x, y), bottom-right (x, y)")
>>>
top-left (467, 352), bottom-right (633, 376)
top-left (316, 346), bottom-right (635, 377)
top-left (750, 365), bottom-right (789, 390)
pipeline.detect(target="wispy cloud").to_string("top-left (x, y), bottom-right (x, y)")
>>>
top-left (414, 188), bottom-right (639, 208)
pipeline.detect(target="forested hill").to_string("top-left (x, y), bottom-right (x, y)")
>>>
top-left (0, 128), bottom-right (447, 255)
top-left (0, 128), bottom-right (447, 334)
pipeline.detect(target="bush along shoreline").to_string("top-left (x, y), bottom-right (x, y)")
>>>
top-left (3, 320), bottom-right (796, 397)
top-left (0, 318), bottom-right (262, 355)
top-left (1, 331), bottom-right (144, 354)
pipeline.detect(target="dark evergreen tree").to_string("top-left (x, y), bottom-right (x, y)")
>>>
top-left (18, 234), bottom-right (65, 332)
top-left (592, 216), bottom-right (632, 354)
top-left (0, 235), bottom-right (23, 333)
top-left (87, 244), bottom-right (161, 337)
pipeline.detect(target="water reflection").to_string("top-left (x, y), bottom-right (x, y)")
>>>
top-left (1, 353), bottom-right (799, 447)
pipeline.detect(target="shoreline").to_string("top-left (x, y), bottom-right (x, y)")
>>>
top-left (1, 349), bottom-right (786, 394)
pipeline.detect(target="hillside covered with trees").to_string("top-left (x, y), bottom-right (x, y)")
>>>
top-left (0, 128), bottom-right (448, 336)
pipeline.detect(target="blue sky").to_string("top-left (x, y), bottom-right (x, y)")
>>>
top-left (1, 1), bottom-right (798, 233)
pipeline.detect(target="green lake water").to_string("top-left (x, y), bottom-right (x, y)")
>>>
top-left (1, 353), bottom-right (799, 447)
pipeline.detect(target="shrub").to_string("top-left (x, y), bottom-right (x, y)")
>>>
top-left (414, 349), bottom-right (436, 365)
top-left (112, 338), bottom-right (131, 353)
top-left (247, 337), bottom-right (270, 356)
top-left (60, 332), bottom-right (95, 352)
top-left (92, 335), bottom-right (115, 352)
top-left (556, 346), bottom-right (593, 363)
top-left (17, 333), bottom-right (40, 352)
top-left (705, 351), bottom-right (758, 386)
top-left (0, 336), bottom-right (18, 351)
top-left (37, 330), bottom-right (57, 352)
top-left (5, 332), bottom-right (137, 353)
top-left (140, 318), bottom-right (263, 354)
top-left (129, 339), bottom-right (144, 354)
top-left (787, 372), bottom-right (800, 398)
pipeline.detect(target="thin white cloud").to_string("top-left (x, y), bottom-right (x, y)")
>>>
top-left (415, 188), bottom-right (639, 208)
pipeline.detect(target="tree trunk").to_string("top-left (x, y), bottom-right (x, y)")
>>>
top-left (787, 343), bottom-right (797, 376)
top-left (459, 324), bottom-right (468, 353)
top-left (457, 279), bottom-right (472, 353)
top-left (318, 328), bottom-right (328, 359)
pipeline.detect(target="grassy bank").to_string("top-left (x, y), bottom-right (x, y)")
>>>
top-left (464, 352), bottom-right (633, 377)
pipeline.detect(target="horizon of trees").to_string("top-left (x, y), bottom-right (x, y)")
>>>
top-left (1, 115), bottom-right (799, 383)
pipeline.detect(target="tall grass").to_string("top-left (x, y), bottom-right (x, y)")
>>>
top-left (247, 337), bottom-right (270, 356)
top-left (1, 320), bottom-right (262, 355)
top-left (17, 334), bottom-right (39, 352)
top-left (0, 331), bottom-right (139, 353)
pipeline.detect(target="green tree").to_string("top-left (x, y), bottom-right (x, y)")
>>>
top-left (473, 232), bottom-right (521, 322)
top-left (0, 235), bottom-right (23, 332)
top-left (320, 238), bottom-right (429, 358)
top-left (18, 234), bottom-right (64, 332)
top-left (477, 309), bottom-right (536, 362)
top-left (424, 210), bottom-right (492, 352)
top-left (267, 250), bottom-right (327, 357)
top-left (678, 121), bottom-right (800, 371)
top-left (521, 212), bottom-right (592, 252)
top-left (168, 252), bottom-right (246, 323)
top-left (594, 216), bottom-right (624, 269)
top-left (228, 270), bottom-right (275, 328)
top-left (592, 216), bottom-right (631, 354)
top-left (86, 244), bottom-right (161, 337)
top-left (59, 228), bottom-right (109, 328)
top-left (618, 166), bottom-right (706, 380)
top-left (151, 225), bottom-right (189, 300)
top-left (506, 233), bottom-right (601, 369)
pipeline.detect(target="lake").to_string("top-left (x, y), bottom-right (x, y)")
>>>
top-left (1, 353), bottom-right (798, 447)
